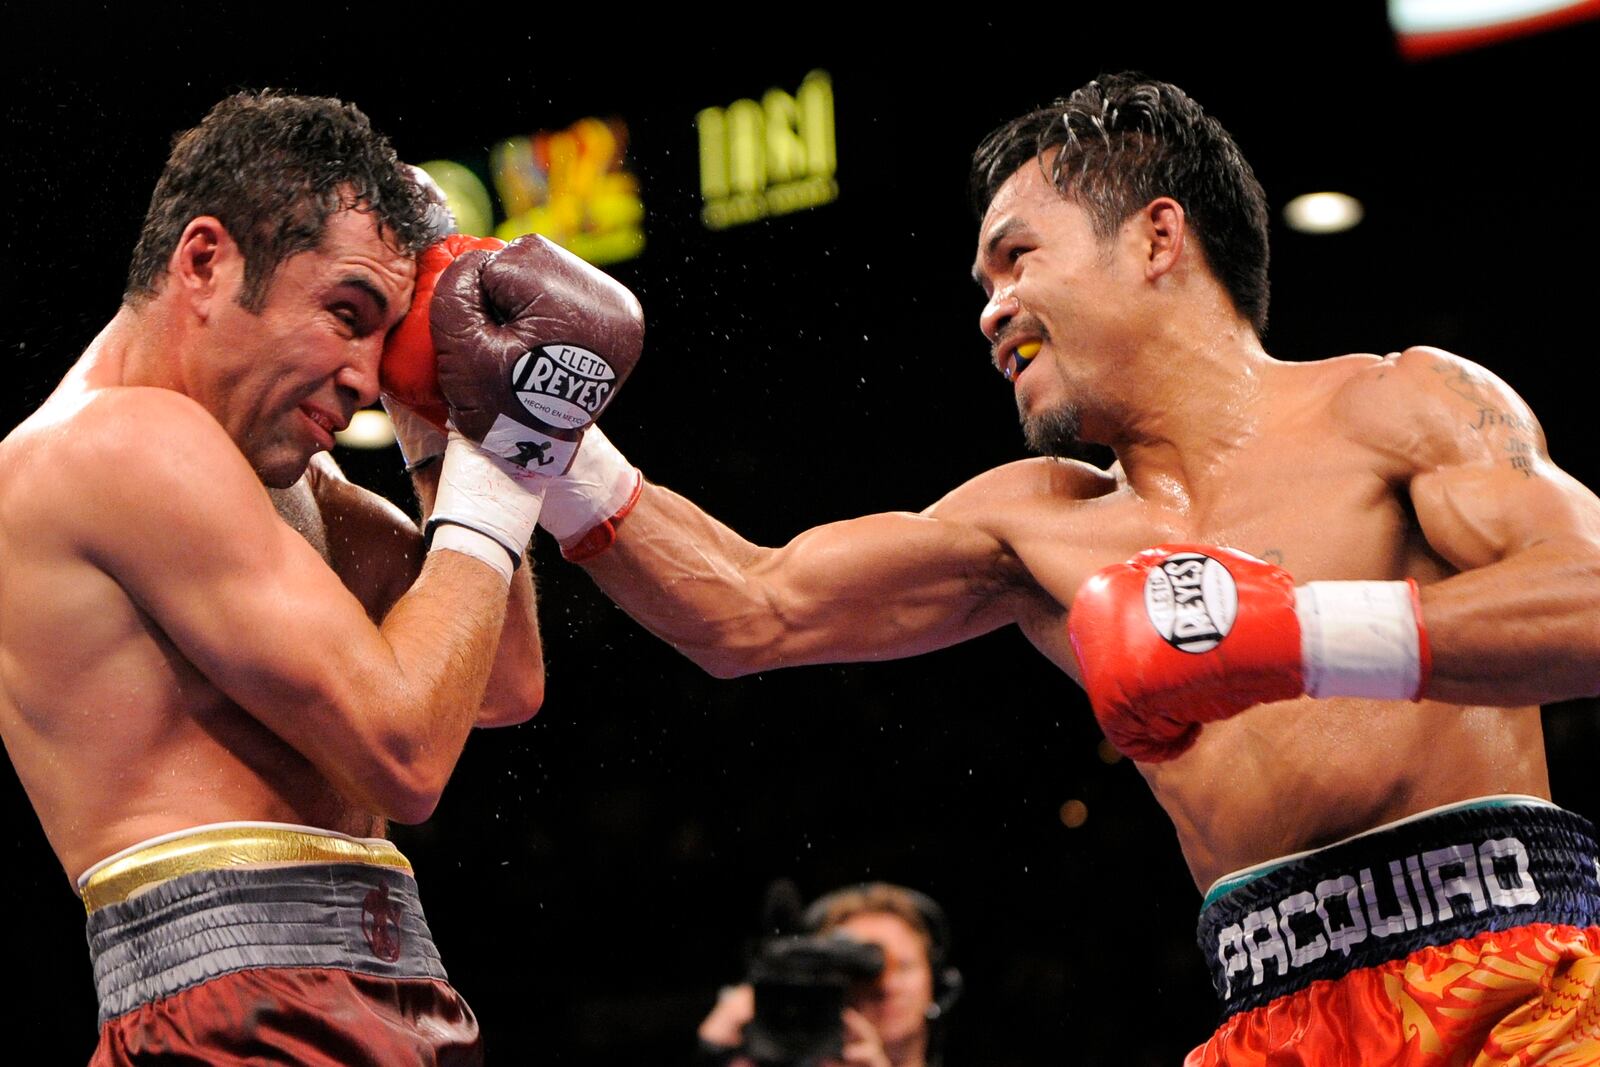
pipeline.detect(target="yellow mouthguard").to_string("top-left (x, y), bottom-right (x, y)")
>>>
top-left (1016, 342), bottom-right (1041, 359)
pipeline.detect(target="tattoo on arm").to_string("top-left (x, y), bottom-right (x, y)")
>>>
top-left (1431, 361), bottom-right (1543, 474)
top-left (1472, 408), bottom-right (1536, 434)
top-left (1505, 438), bottom-right (1536, 478)
top-left (1432, 361), bottom-right (1495, 406)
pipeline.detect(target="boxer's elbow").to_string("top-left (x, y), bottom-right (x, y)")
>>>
top-left (501, 678), bottom-right (547, 724)
top-left (690, 646), bottom-right (766, 679)
top-left (370, 760), bottom-right (449, 825)
top-left (360, 731), bottom-right (460, 824)
top-left (663, 630), bottom-right (761, 676)
top-left (386, 794), bottom-right (443, 827)
top-left (476, 670), bottom-right (546, 728)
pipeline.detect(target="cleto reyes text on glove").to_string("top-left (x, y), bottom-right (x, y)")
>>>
top-left (429, 234), bottom-right (644, 477)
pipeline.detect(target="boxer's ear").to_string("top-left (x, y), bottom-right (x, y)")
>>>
top-left (170, 216), bottom-right (239, 319)
top-left (1139, 197), bottom-right (1187, 282)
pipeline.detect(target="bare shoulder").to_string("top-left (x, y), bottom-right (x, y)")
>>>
top-left (28, 385), bottom-right (238, 464)
top-left (8, 386), bottom-right (269, 556)
top-left (1328, 346), bottom-right (1544, 476)
top-left (923, 456), bottom-right (1117, 527)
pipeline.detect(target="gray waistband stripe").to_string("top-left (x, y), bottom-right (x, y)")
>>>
top-left (86, 864), bottom-right (449, 1025)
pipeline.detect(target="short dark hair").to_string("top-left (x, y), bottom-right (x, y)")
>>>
top-left (971, 74), bottom-right (1271, 337)
top-left (124, 90), bottom-right (435, 311)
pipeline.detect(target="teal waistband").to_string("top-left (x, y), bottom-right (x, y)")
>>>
top-left (1201, 795), bottom-right (1553, 911)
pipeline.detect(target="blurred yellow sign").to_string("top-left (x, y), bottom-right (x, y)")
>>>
top-left (420, 116), bottom-right (644, 267)
top-left (697, 70), bottom-right (837, 230)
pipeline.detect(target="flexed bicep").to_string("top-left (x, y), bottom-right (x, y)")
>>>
top-left (1343, 348), bottom-right (1600, 704)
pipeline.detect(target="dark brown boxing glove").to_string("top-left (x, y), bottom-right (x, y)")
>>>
top-left (430, 234), bottom-right (644, 476)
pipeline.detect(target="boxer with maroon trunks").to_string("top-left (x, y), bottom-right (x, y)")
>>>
top-left (446, 74), bottom-right (1600, 1062)
top-left (0, 91), bottom-right (629, 1062)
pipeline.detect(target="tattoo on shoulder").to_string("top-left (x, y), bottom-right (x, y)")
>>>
top-left (1426, 361), bottom-right (1538, 440)
top-left (1504, 438), bottom-right (1536, 478)
top-left (1260, 548), bottom-right (1285, 566)
top-left (1430, 360), bottom-right (1494, 406)
top-left (1472, 407), bottom-right (1536, 434)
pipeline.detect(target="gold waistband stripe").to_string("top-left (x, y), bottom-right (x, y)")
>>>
top-left (81, 825), bottom-right (411, 912)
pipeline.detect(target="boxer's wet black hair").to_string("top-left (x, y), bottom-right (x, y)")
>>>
top-left (971, 73), bottom-right (1271, 337)
top-left (123, 90), bottom-right (435, 312)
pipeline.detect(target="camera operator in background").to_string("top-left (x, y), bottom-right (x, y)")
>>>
top-left (697, 883), bottom-right (962, 1067)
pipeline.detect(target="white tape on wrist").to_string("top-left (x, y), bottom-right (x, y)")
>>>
top-left (539, 426), bottom-right (640, 542)
top-left (429, 524), bottom-right (515, 584)
top-left (426, 433), bottom-right (544, 577)
top-left (1295, 581), bottom-right (1424, 700)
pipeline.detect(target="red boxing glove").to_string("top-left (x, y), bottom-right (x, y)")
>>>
top-left (1069, 545), bottom-right (1431, 762)
top-left (1068, 545), bottom-right (1304, 763)
top-left (429, 234), bottom-right (644, 475)
top-left (380, 233), bottom-right (507, 429)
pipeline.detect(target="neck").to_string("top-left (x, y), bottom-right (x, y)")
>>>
top-left (74, 302), bottom-right (188, 397)
top-left (1098, 307), bottom-right (1274, 508)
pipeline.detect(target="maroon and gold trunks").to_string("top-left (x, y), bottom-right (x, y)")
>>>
top-left (80, 823), bottom-right (481, 1066)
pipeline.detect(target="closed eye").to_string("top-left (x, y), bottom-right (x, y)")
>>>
top-left (330, 303), bottom-right (372, 337)
top-left (327, 276), bottom-right (389, 338)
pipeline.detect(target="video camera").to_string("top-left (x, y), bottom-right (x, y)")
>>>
top-left (741, 933), bottom-right (885, 1067)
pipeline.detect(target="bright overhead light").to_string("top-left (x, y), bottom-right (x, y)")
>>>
top-left (1390, 0), bottom-right (1582, 34)
top-left (1284, 192), bottom-right (1365, 235)
top-left (334, 409), bottom-right (397, 449)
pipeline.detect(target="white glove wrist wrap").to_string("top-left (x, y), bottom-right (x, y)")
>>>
top-left (1294, 580), bottom-right (1425, 700)
top-left (538, 426), bottom-right (640, 543)
top-left (429, 525), bottom-right (516, 584)
top-left (426, 432), bottom-right (544, 581)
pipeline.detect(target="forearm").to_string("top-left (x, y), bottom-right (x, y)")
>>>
top-left (406, 453), bottom-right (544, 725)
top-left (476, 557), bottom-right (544, 725)
top-left (314, 455), bottom-right (515, 812)
top-left (1419, 537), bottom-right (1600, 705)
top-left (579, 481), bottom-right (1017, 676)
top-left (349, 547), bottom-right (510, 818)
top-left (582, 481), bottom-right (786, 677)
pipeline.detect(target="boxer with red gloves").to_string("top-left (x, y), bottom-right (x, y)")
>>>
top-left (505, 74), bottom-right (1600, 1064)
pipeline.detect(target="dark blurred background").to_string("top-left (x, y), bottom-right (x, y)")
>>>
top-left (4, 5), bottom-right (1598, 1063)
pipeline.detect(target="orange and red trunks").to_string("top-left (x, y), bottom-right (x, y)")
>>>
top-left (1189, 797), bottom-right (1600, 1066)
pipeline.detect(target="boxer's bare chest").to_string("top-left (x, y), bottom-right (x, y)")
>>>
top-left (1002, 424), bottom-right (1441, 678)
top-left (985, 414), bottom-right (1534, 884)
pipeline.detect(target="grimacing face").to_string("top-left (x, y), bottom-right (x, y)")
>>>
top-left (193, 207), bottom-right (415, 487)
top-left (973, 160), bottom-right (1142, 458)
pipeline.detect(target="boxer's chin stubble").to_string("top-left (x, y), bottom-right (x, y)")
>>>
top-left (1021, 401), bottom-right (1087, 461)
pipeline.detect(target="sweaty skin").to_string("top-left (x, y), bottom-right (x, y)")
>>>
top-left (577, 160), bottom-right (1596, 889)
top-left (0, 207), bottom-right (544, 886)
